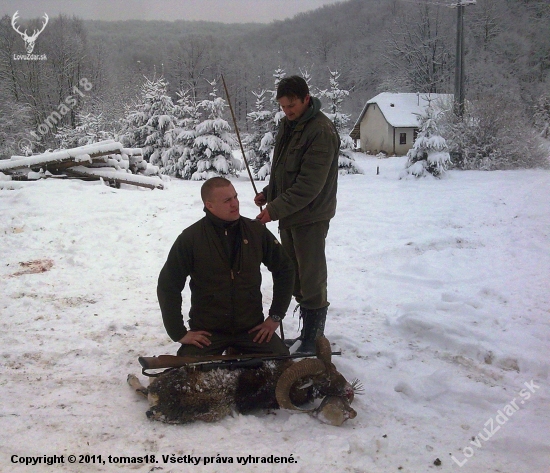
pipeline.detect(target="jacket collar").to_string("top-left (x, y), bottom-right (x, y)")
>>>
top-left (204, 207), bottom-right (240, 229)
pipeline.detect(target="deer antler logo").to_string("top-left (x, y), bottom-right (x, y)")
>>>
top-left (11, 11), bottom-right (49, 54)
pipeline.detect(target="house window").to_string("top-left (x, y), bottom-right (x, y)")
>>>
top-left (399, 133), bottom-right (407, 145)
top-left (413, 128), bottom-right (419, 141)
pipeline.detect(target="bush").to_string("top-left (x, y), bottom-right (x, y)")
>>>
top-left (442, 95), bottom-right (549, 170)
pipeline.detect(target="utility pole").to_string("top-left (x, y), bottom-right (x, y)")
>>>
top-left (452, 0), bottom-right (475, 118)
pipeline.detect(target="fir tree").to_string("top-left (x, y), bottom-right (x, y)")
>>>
top-left (401, 100), bottom-right (451, 178)
top-left (121, 76), bottom-right (176, 174)
top-left (320, 70), bottom-right (361, 175)
top-left (246, 89), bottom-right (274, 180)
top-left (245, 69), bottom-right (286, 180)
top-left (55, 112), bottom-right (114, 149)
top-left (191, 79), bottom-right (241, 180)
top-left (164, 89), bottom-right (200, 179)
top-left (271, 68), bottom-right (287, 128)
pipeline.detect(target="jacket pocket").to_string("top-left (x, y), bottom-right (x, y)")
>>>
top-left (285, 147), bottom-right (302, 172)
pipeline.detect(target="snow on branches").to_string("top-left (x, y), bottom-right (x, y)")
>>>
top-left (121, 76), bottom-right (176, 175)
top-left (401, 100), bottom-right (450, 179)
top-left (190, 80), bottom-right (241, 180)
top-left (320, 70), bottom-right (361, 175)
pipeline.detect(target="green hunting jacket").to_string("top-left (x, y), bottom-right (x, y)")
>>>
top-left (263, 96), bottom-right (340, 229)
top-left (157, 210), bottom-right (294, 342)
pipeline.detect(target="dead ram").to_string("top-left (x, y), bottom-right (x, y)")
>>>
top-left (128, 337), bottom-right (359, 426)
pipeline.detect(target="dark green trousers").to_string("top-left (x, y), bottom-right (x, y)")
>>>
top-left (279, 220), bottom-right (330, 310)
top-left (177, 330), bottom-right (289, 356)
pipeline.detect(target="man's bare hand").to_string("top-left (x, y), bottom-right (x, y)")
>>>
top-left (249, 317), bottom-right (279, 344)
top-left (178, 330), bottom-right (212, 348)
top-left (254, 192), bottom-right (266, 207)
top-left (256, 208), bottom-right (272, 224)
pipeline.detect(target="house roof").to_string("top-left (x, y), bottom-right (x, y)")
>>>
top-left (352, 92), bottom-right (453, 132)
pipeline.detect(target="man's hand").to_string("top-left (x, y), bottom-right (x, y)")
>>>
top-left (256, 208), bottom-right (272, 224)
top-left (254, 192), bottom-right (266, 207)
top-left (178, 330), bottom-right (212, 348)
top-left (249, 317), bottom-right (279, 344)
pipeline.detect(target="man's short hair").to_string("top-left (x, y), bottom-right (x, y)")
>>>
top-left (201, 177), bottom-right (232, 203)
top-left (276, 75), bottom-right (309, 101)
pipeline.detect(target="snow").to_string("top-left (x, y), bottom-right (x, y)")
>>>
top-left (1, 154), bottom-right (549, 473)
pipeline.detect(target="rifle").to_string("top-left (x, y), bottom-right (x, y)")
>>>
top-left (138, 351), bottom-right (342, 377)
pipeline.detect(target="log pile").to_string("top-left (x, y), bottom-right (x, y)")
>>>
top-left (0, 140), bottom-right (164, 190)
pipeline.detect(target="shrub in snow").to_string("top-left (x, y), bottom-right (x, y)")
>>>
top-left (401, 103), bottom-right (450, 179)
top-left (320, 70), bottom-right (361, 175)
top-left (55, 112), bottom-right (114, 149)
top-left (0, 95), bottom-right (34, 158)
top-left (442, 95), bottom-right (548, 170)
top-left (191, 80), bottom-right (241, 180)
top-left (533, 93), bottom-right (550, 139)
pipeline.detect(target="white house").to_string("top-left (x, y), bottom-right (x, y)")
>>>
top-left (350, 92), bottom-right (453, 156)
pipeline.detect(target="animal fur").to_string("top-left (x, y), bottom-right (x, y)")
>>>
top-left (128, 337), bottom-right (358, 425)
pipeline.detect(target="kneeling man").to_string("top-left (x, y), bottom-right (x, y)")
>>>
top-left (157, 177), bottom-right (294, 356)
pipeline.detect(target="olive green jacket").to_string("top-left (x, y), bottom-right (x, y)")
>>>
top-left (264, 97), bottom-right (340, 229)
top-left (157, 211), bottom-right (294, 342)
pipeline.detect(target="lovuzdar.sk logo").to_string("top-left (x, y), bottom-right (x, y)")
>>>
top-left (11, 10), bottom-right (48, 60)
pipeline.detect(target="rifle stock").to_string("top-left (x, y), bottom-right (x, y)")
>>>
top-left (138, 351), bottom-right (342, 373)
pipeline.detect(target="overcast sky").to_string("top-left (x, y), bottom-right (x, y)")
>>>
top-left (1, 0), bottom-right (341, 23)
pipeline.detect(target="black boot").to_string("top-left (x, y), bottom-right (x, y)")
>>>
top-left (284, 306), bottom-right (306, 348)
top-left (294, 306), bottom-right (327, 354)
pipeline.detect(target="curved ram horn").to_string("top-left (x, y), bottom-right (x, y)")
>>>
top-left (275, 358), bottom-right (326, 411)
top-left (315, 336), bottom-right (333, 366)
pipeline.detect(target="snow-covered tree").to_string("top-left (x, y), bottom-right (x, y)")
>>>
top-left (164, 89), bottom-right (200, 179)
top-left (534, 93), bottom-right (550, 139)
top-left (0, 92), bottom-right (33, 158)
top-left (55, 112), bottom-right (114, 149)
top-left (191, 79), bottom-right (241, 180)
top-left (320, 70), bottom-right (361, 175)
top-left (401, 101), bottom-right (451, 178)
top-left (244, 69), bottom-right (287, 180)
top-left (246, 89), bottom-right (274, 179)
top-left (121, 76), bottom-right (176, 174)
top-left (271, 68), bottom-right (287, 128)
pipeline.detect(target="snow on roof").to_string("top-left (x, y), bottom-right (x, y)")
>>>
top-left (354, 92), bottom-right (453, 129)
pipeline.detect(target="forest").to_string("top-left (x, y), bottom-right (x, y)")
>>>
top-left (0, 0), bottom-right (549, 172)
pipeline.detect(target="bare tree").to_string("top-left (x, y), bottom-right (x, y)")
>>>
top-left (383, 3), bottom-right (454, 93)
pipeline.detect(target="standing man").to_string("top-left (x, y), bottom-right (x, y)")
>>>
top-left (158, 177), bottom-right (294, 356)
top-left (254, 75), bottom-right (340, 354)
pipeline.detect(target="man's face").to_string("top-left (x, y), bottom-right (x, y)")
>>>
top-left (205, 184), bottom-right (240, 221)
top-left (278, 94), bottom-right (310, 121)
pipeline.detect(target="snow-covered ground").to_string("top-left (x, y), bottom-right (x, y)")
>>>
top-left (1, 154), bottom-right (549, 473)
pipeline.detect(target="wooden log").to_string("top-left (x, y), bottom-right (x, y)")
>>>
top-left (65, 166), bottom-right (164, 190)
top-left (1, 141), bottom-right (124, 172)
